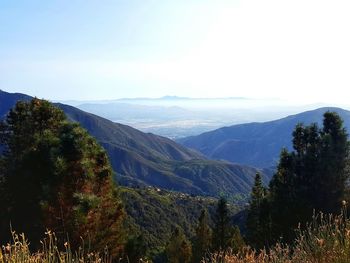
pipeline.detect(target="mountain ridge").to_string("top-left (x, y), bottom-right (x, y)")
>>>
top-left (179, 107), bottom-right (350, 168)
top-left (0, 90), bottom-right (269, 197)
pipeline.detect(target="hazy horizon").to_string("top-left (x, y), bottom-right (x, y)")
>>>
top-left (1, 1), bottom-right (350, 105)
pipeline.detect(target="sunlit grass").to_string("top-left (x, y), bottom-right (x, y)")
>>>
top-left (3, 208), bottom-right (350, 262)
top-left (0, 230), bottom-right (111, 263)
top-left (204, 205), bottom-right (350, 263)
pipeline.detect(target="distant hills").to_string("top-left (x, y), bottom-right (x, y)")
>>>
top-left (58, 96), bottom-right (252, 106)
top-left (0, 90), bottom-right (269, 197)
top-left (0, 91), bottom-right (32, 117)
top-left (77, 102), bottom-right (194, 122)
top-left (179, 107), bottom-right (350, 168)
top-left (75, 102), bottom-right (235, 139)
top-left (65, 96), bottom-right (341, 139)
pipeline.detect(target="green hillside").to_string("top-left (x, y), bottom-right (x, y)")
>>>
top-left (179, 107), bottom-right (350, 168)
top-left (120, 187), bottom-right (234, 258)
top-left (0, 90), bottom-right (270, 197)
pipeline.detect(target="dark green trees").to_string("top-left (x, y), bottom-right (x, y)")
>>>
top-left (124, 234), bottom-right (147, 263)
top-left (317, 112), bottom-right (349, 213)
top-left (212, 197), bottom-right (231, 251)
top-left (246, 173), bottom-right (270, 248)
top-left (212, 197), bottom-right (245, 253)
top-left (270, 112), bottom-right (349, 242)
top-left (247, 111), bottom-right (350, 246)
top-left (228, 226), bottom-right (245, 254)
top-left (166, 227), bottom-right (192, 263)
top-left (192, 210), bottom-right (212, 263)
top-left (0, 99), bottom-right (125, 256)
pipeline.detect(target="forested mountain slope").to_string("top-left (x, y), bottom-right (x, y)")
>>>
top-left (0, 90), bottom-right (269, 196)
top-left (179, 107), bottom-right (350, 168)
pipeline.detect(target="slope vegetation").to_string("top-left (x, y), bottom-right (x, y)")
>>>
top-left (0, 90), bottom-right (270, 196)
top-left (179, 107), bottom-right (350, 168)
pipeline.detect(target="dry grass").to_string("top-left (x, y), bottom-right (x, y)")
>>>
top-left (204, 206), bottom-right (350, 263)
top-left (0, 230), bottom-right (152, 263)
top-left (3, 208), bottom-right (350, 262)
top-left (0, 230), bottom-right (112, 263)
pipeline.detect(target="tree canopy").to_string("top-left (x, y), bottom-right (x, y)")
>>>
top-left (247, 111), bottom-right (350, 246)
top-left (0, 99), bottom-right (125, 257)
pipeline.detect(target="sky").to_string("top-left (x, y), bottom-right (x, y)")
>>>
top-left (1, 0), bottom-right (350, 104)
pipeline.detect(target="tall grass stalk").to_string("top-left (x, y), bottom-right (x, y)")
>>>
top-left (204, 204), bottom-right (350, 263)
top-left (0, 230), bottom-right (112, 263)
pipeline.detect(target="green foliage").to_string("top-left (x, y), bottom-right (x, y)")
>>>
top-left (120, 187), bottom-right (233, 259)
top-left (204, 207), bottom-right (350, 263)
top-left (247, 112), bottom-right (350, 247)
top-left (0, 99), bottom-right (125, 257)
top-left (166, 227), bottom-right (192, 263)
top-left (212, 197), bottom-right (231, 251)
top-left (269, 112), bottom-right (349, 243)
top-left (192, 210), bottom-right (212, 263)
top-left (1, 90), bottom-right (271, 201)
top-left (124, 234), bottom-right (148, 263)
top-left (212, 197), bottom-right (243, 252)
top-left (227, 226), bottom-right (245, 254)
top-left (246, 173), bottom-right (270, 248)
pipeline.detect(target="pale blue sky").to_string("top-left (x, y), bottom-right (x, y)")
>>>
top-left (1, 0), bottom-right (350, 104)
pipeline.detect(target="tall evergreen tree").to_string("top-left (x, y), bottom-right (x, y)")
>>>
top-left (267, 112), bottom-right (349, 243)
top-left (212, 197), bottom-right (231, 251)
top-left (0, 99), bottom-right (125, 257)
top-left (166, 227), bottom-right (192, 263)
top-left (192, 210), bottom-right (212, 263)
top-left (317, 112), bottom-right (349, 213)
top-left (227, 226), bottom-right (245, 254)
top-left (246, 173), bottom-right (270, 248)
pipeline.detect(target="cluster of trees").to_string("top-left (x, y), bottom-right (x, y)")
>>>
top-left (165, 197), bottom-right (245, 263)
top-left (246, 111), bottom-right (350, 248)
top-left (0, 99), bottom-right (125, 257)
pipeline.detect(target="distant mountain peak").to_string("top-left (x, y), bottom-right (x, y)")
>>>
top-left (160, 95), bottom-right (188, 100)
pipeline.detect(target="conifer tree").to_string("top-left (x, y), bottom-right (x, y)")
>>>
top-left (0, 99), bottom-right (125, 257)
top-left (246, 173), bottom-right (270, 248)
top-left (317, 112), bottom-right (349, 213)
top-left (192, 210), bottom-right (212, 263)
top-left (227, 226), bottom-right (245, 254)
top-left (166, 227), bottom-right (192, 263)
top-left (267, 112), bottom-right (349, 244)
top-left (212, 197), bottom-right (231, 251)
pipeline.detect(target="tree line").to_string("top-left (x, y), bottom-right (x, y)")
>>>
top-left (246, 111), bottom-right (350, 248)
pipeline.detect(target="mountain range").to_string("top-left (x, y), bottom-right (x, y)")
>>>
top-left (67, 97), bottom-right (341, 139)
top-left (0, 90), bottom-right (269, 197)
top-left (179, 107), bottom-right (350, 168)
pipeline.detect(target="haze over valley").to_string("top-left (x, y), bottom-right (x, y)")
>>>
top-left (2, 1), bottom-right (350, 262)
top-left (60, 96), bottom-right (345, 139)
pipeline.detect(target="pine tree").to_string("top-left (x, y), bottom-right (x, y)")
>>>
top-left (0, 99), bottom-right (125, 257)
top-left (227, 226), bottom-right (245, 254)
top-left (267, 112), bottom-right (349, 244)
top-left (192, 210), bottom-right (212, 263)
top-left (246, 173), bottom-right (270, 248)
top-left (212, 197), bottom-right (231, 251)
top-left (166, 227), bottom-right (192, 263)
top-left (317, 112), bottom-right (349, 213)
